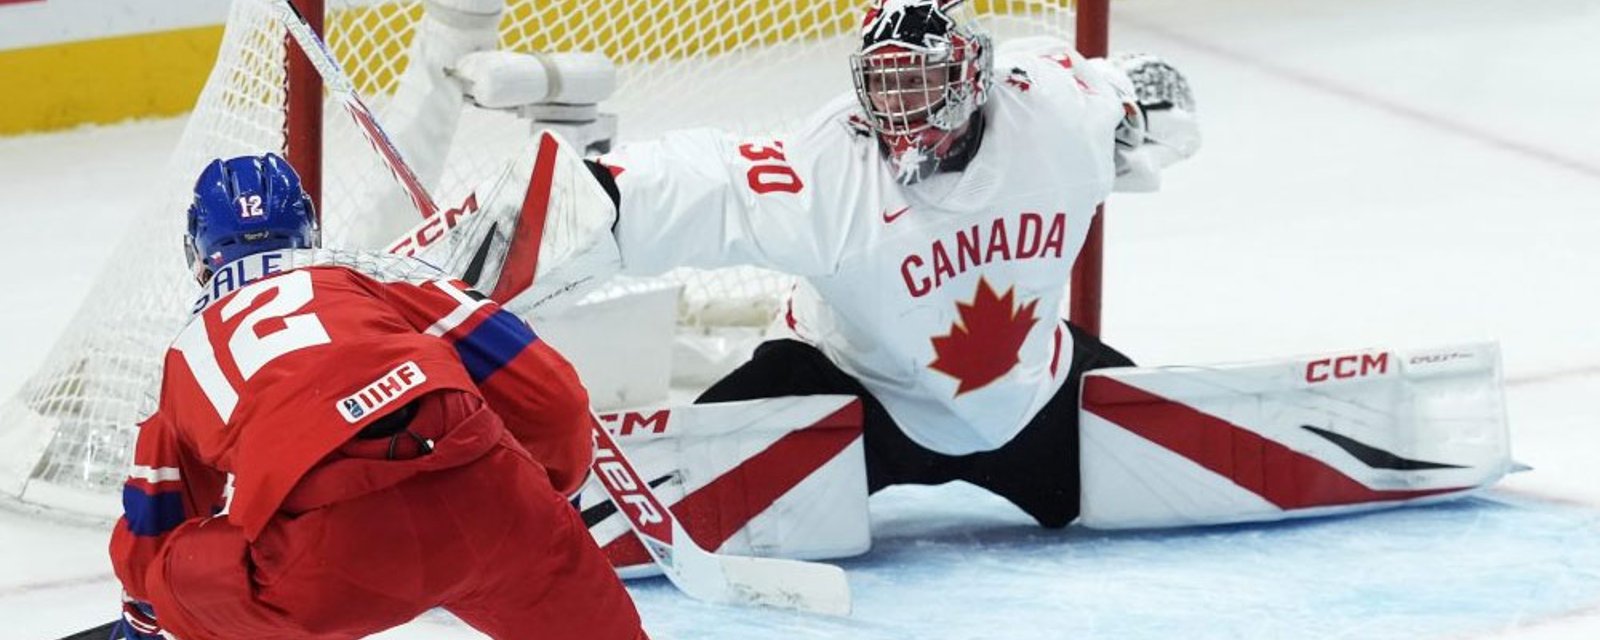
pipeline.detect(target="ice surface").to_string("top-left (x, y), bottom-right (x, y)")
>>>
top-left (4, 0), bottom-right (1600, 637)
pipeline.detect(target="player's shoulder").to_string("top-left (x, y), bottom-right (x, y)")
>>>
top-left (991, 36), bottom-right (1087, 95)
top-left (794, 92), bottom-right (877, 151)
top-left (988, 37), bottom-right (1117, 132)
top-left (282, 250), bottom-right (447, 293)
top-left (767, 92), bottom-right (883, 190)
top-left (995, 36), bottom-right (1080, 70)
top-left (190, 249), bottom-right (445, 314)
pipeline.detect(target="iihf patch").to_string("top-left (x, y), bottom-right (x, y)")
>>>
top-left (337, 361), bottom-right (427, 424)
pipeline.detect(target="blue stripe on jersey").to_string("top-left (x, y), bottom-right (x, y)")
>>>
top-left (455, 309), bottom-right (537, 382)
top-left (121, 484), bottom-right (188, 537)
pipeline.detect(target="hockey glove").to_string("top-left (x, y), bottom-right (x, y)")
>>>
top-left (1113, 52), bottom-right (1203, 173)
top-left (110, 593), bottom-right (163, 639)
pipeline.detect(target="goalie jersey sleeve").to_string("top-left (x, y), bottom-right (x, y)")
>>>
top-left (601, 39), bottom-right (1139, 280)
top-left (600, 100), bottom-right (873, 277)
top-left (111, 252), bottom-right (592, 604)
top-left (599, 40), bottom-right (1142, 455)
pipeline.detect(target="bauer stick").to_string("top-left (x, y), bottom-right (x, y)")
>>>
top-left (590, 420), bottom-right (852, 615)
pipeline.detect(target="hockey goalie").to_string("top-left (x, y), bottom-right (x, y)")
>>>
top-left (388, 0), bottom-right (1513, 576)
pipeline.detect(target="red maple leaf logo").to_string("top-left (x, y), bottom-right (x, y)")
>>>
top-left (928, 278), bottom-right (1040, 395)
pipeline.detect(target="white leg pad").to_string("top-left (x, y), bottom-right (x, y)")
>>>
top-left (1078, 342), bottom-right (1513, 529)
top-left (577, 396), bottom-right (871, 578)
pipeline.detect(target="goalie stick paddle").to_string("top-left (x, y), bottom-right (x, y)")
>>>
top-left (271, 0), bottom-right (440, 218)
top-left (589, 420), bottom-right (853, 616)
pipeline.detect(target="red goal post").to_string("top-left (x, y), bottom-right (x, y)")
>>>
top-left (1071, 0), bottom-right (1107, 336)
top-left (285, 0), bottom-right (324, 225)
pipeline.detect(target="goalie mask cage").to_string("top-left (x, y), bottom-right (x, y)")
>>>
top-left (0, 0), bottom-right (1107, 520)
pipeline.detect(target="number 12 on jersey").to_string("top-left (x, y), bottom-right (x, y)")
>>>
top-left (173, 270), bottom-right (332, 422)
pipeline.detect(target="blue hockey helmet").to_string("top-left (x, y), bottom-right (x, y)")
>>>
top-left (185, 153), bottom-right (319, 283)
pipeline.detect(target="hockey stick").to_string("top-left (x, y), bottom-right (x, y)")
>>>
top-left (54, 620), bottom-right (116, 640)
top-left (589, 420), bottom-right (852, 615)
top-left (271, 0), bottom-right (440, 217)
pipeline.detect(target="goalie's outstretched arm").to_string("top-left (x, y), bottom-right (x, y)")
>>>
top-left (594, 118), bottom-right (865, 279)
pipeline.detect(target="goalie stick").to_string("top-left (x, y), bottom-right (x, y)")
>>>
top-left (52, 621), bottom-right (115, 640)
top-left (589, 419), bottom-right (852, 615)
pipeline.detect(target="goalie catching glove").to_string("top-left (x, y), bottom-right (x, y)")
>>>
top-left (1095, 52), bottom-right (1201, 191)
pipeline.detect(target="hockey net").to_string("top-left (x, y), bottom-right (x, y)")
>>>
top-left (0, 0), bottom-right (1095, 519)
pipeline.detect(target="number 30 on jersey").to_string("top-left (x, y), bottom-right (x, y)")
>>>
top-left (739, 139), bottom-right (804, 195)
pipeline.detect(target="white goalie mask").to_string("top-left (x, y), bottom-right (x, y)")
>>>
top-left (850, 0), bottom-right (993, 183)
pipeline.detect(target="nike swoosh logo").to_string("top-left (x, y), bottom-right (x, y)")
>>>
top-left (460, 221), bottom-right (498, 288)
top-left (1302, 425), bottom-right (1466, 471)
top-left (882, 205), bottom-right (911, 224)
top-left (580, 473), bottom-right (676, 528)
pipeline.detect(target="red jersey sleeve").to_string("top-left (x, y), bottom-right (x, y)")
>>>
top-left (109, 404), bottom-right (228, 603)
top-left (378, 277), bottom-right (593, 495)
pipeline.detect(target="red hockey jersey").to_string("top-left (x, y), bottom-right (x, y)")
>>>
top-left (110, 249), bottom-right (593, 603)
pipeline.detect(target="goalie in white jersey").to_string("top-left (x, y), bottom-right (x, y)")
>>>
top-left (589, 0), bottom-right (1200, 527)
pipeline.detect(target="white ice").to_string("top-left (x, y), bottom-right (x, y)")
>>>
top-left (4, 0), bottom-right (1600, 638)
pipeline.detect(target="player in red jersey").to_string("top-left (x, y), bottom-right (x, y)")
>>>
top-left (107, 153), bottom-right (645, 640)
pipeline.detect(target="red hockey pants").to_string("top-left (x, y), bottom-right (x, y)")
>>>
top-left (142, 390), bottom-right (645, 640)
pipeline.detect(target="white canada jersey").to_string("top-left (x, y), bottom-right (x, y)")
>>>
top-left (602, 41), bottom-right (1129, 455)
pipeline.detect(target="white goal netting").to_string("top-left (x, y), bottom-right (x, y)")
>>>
top-left (0, 0), bottom-right (1083, 519)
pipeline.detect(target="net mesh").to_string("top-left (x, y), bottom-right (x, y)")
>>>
top-left (0, 0), bottom-right (1081, 519)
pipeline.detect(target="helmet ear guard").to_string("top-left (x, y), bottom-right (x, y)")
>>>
top-left (183, 231), bottom-right (209, 285)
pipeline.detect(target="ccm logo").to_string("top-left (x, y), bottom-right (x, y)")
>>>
top-left (386, 193), bottom-right (480, 257)
top-left (597, 409), bottom-right (669, 436)
top-left (1306, 352), bottom-right (1390, 383)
